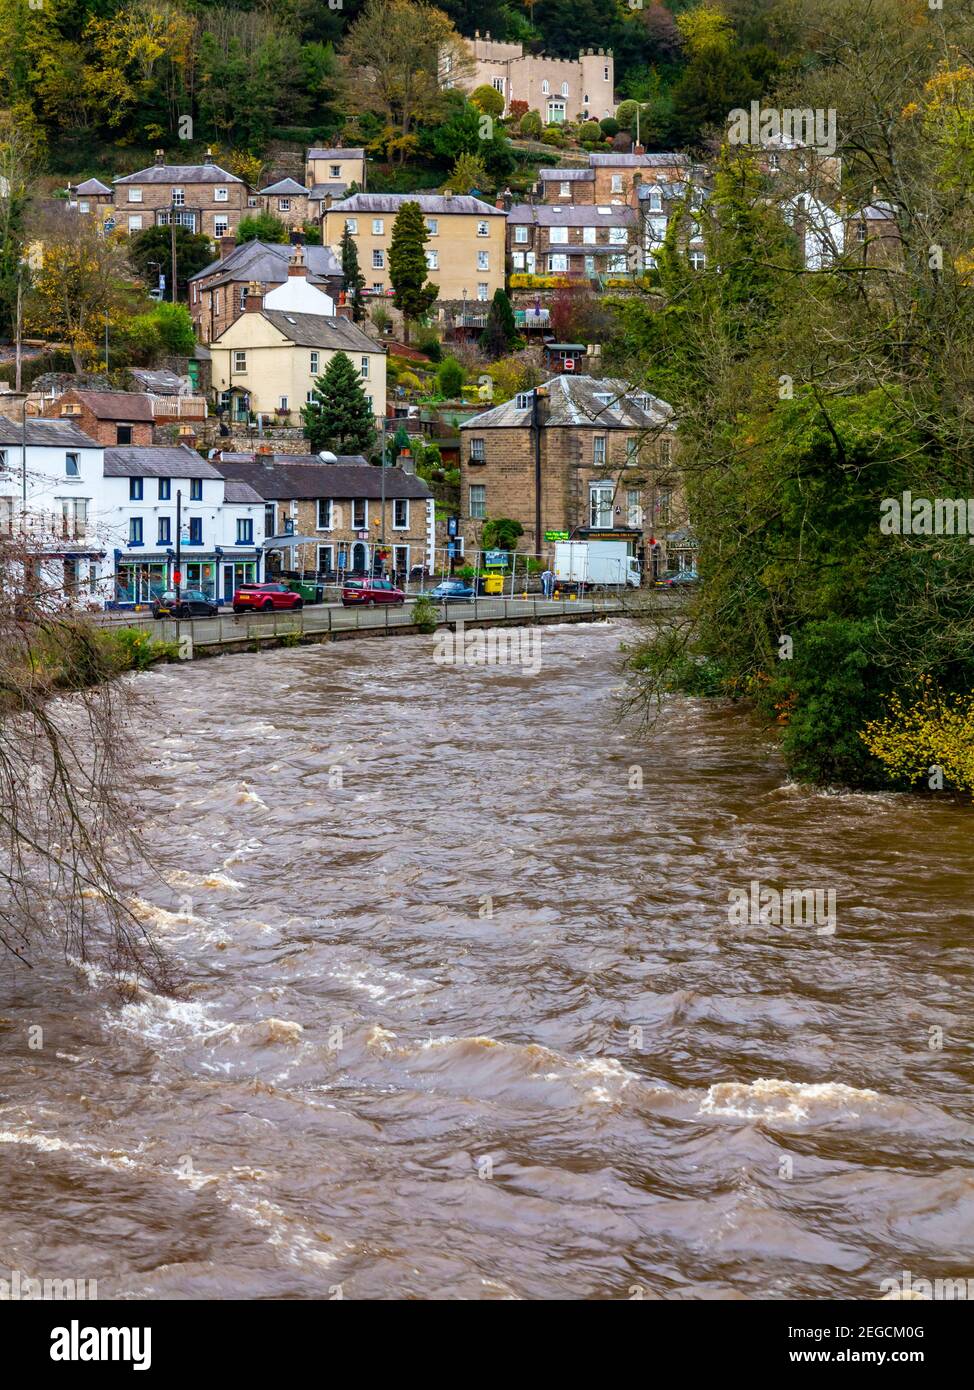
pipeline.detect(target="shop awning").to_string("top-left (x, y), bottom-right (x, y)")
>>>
top-left (262, 534), bottom-right (321, 549)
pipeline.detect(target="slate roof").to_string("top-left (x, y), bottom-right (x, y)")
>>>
top-left (307, 148), bottom-right (365, 161)
top-left (223, 478), bottom-right (265, 504)
top-left (128, 368), bottom-right (185, 396)
top-left (114, 163), bottom-right (244, 185)
top-left (589, 152), bottom-right (690, 168)
top-left (256, 311), bottom-right (382, 353)
top-left (461, 376), bottom-right (673, 430)
top-left (103, 446), bottom-right (223, 479)
top-left (213, 457), bottom-right (431, 501)
top-left (308, 183), bottom-right (349, 201)
top-left (540, 168), bottom-right (595, 182)
top-left (507, 204), bottom-right (637, 227)
top-left (259, 178), bottom-right (309, 196)
top-left (329, 193), bottom-right (505, 217)
top-left (0, 418), bottom-right (98, 448)
top-left (75, 178), bottom-right (112, 195)
top-left (62, 390), bottom-right (154, 421)
top-left (190, 239), bottom-right (341, 286)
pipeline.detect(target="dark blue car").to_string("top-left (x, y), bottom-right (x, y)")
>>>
top-left (427, 580), bottom-right (476, 601)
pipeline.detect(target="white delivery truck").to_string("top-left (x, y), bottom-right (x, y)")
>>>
top-left (553, 540), bottom-right (641, 589)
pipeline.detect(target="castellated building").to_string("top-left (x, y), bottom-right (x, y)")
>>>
top-left (447, 33), bottom-right (615, 123)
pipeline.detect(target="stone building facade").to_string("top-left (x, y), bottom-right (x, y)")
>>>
top-left (507, 204), bottom-right (638, 277)
top-left (111, 151), bottom-right (252, 241)
top-left (189, 239), bottom-right (343, 344)
top-left (451, 35), bottom-right (615, 122)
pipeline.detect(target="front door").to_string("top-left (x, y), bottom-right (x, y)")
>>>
top-left (351, 542), bottom-right (368, 574)
top-left (224, 564), bottom-right (235, 603)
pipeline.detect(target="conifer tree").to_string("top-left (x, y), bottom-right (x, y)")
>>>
top-left (302, 351), bottom-right (377, 453)
top-left (388, 201), bottom-right (437, 343)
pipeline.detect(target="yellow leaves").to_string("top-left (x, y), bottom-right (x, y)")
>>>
top-left (860, 682), bottom-right (974, 793)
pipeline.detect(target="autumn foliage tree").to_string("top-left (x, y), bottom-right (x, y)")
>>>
top-left (25, 214), bottom-right (133, 370)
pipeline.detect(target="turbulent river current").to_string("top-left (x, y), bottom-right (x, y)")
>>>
top-left (1, 620), bottom-right (972, 1299)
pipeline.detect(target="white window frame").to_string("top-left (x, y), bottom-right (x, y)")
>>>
top-left (426, 218), bottom-right (439, 235)
top-left (233, 350), bottom-right (247, 372)
top-left (477, 282), bottom-right (489, 301)
top-left (345, 218), bottom-right (358, 234)
top-left (477, 249), bottom-right (489, 269)
top-left (372, 218), bottom-right (384, 235)
top-left (172, 188), bottom-right (185, 207)
top-left (469, 484), bottom-right (486, 519)
top-left (128, 188), bottom-right (143, 203)
top-left (213, 215), bottom-right (229, 237)
top-left (514, 225), bottom-right (528, 243)
top-left (360, 356), bottom-right (370, 378)
top-left (317, 498), bottom-right (333, 530)
top-left (549, 226), bottom-right (568, 245)
top-left (215, 187), bottom-right (229, 202)
top-left (372, 249), bottom-right (384, 269)
top-left (310, 351), bottom-right (319, 374)
top-left (393, 498), bottom-right (409, 530)
top-left (477, 220), bottom-right (489, 237)
top-left (426, 249), bottom-right (439, 270)
top-left (352, 499), bottom-right (369, 529)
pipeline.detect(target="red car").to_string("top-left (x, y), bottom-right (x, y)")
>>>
top-left (341, 578), bottom-right (406, 607)
top-left (233, 582), bottom-right (303, 614)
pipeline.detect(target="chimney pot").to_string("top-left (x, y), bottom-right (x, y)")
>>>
top-left (219, 235), bottom-right (236, 260)
top-left (154, 149), bottom-right (165, 167)
top-left (244, 280), bottom-right (263, 311)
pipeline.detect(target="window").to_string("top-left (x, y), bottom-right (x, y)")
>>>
top-left (659, 437), bottom-right (672, 466)
top-left (306, 390), bottom-right (315, 404)
top-left (426, 249), bottom-right (438, 270)
top-left (158, 517), bottom-right (171, 544)
top-left (61, 498), bottom-right (88, 539)
top-left (317, 544), bottom-right (334, 573)
top-left (627, 488), bottom-right (642, 528)
top-left (607, 254), bottom-right (628, 273)
top-left (128, 215), bottom-right (143, 232)
top-left (234, 350), bottom-right (247, 372)
top-left (65, 453), bottom-right (80, 478)
top-left (649, 188), bottom-right (662, 211)
top-left (78, 200), bottom-right (89, 214)
top-left (393, 498), bottom-right (409, 529)
top-left (689, 251), bottom-right (706, 271)
top-left (172, 188), bottom-right (185, 207)
top-left (611, 174), bottom-right (623, 193)
top-left (278, 199), bottom-right (290, 212)
top-left (360, 357), bottom-right (370, 378)
top-left (542, 80), bottom-right (550, 95)
top-left (215, 187), bottom-right (228, 202)
top-left (426, 218), bottom-right (438, 235)
top-left (584, 255), bottom-right (595, 275)
top-left (279, 396), bottom-right (289, 411)
top-left (0, 496), bottom-right (12, 534)
top-left (477, 283), bottom-right (489, 301)
top-left (515, 392), bottom-right (534, 410)
top-left (561, 82), bottom-right (569, 97)
top-left (856, 220), bottom-right (867, 243)
top-left (352, 499), bottom-right (368, 529)
top-left (603, 64), bottom-right (610, 81)
top-left (656, 489), bottom-right (671, 525)
top-left (547, 101), bottom-right (566, 123)
top-left (547, 254), bottom-right (568, 273)
top-left (330, 165), bottom-right (341, 179)
top-left (372, 249), bottom-right (384, 268)
top-left (514, 225), bottom-right (528, 243)
top-left (372, 282), bottom-right (384, 294)
top-left (265, 504), bottom-right (275, 537)
top-left (189, 517), bottom-right (203, 544)
top-left (159, 478), bottom-right (171, 500)
top-left (477, 220), bottom-right (489, 237)
top-left (128, 188), bottom-right (143, 203)
top-left (492, 77), bottom-right (504, 94)
top-left (768, 152), bottom-right (780, 171)
top-left (469, 484), bottom-right (486, 519)
top-left (248, 196), bottom-right (259, 207)
top-left (190, 478), bottom-right (203, 501)
top-left (512, 252), bottom-right (525, 270)
top-left (372, 218), bottom-right (384, 235)
top-left (609, 226), bottom-right (627, 245)
top-left (469, 437), bottom-right (485, 462)
top-left (310, 351), bottom-right (320, 375)
top-left (626, 438), bottom-right (640, 466)
top-left (590, 482), bottom-right (613, 526)
top-left (129, 477), bottom-right (143, 500)
top-left (593, 435), bottom-right (607, 466)
top-left (345, 218), bottom-right (358, 234)
top-left (116, 424), bottom-right (132, 445)
top-left (129, 517), bottom-right (143, 544)
top-left (560, 181), bottom-right (570, 197)
top-left (237, 518), bottom-right (253, 544)
top-left (477, 249), bottom-right (489, 269)
top-left (582, 225), bottom-right (596, 244)
top-left (317, 498), bottom-right (333, 529)
top-left (214, 216), bottom-right (228, 237)
top-left (549, 226), bottom-right (568, 245)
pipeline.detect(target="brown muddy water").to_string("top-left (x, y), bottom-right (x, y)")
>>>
top-left (1, 620), bottom-right (973, 1300)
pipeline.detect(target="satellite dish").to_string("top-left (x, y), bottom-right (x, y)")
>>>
top-left (318, 450), bottom-right (337, 463)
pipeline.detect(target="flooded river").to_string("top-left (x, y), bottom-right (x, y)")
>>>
top-left (1, 621), bottom-right (973, 1299)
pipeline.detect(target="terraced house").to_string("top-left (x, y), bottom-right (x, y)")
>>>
top-left (189, 239), bottom-right (343, 344)
top-left (112, 150), bottom-right (252, 241)
top-left (507, 203), bottom-right (639, 278)
top-left (322, 193), bottom-right (506, 307)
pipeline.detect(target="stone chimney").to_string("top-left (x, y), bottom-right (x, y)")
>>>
top-left (397, 449), bottom-right (415, 475)
top-left (177, 424), bottom-right (196, 447)
top-left (219, 235), bottom-right (236, 260)
top-left (443, 189), bottom-right (453, 202)
top-left (335, 301), bottom-right (354, 320)
top-left (204, 148), bottom-right (214, 165)
top-left (244, 280), bottom-right (263, 311)
top-left (154, 149), bottom-right (165, 167)
top-left (288, 243), bottom-right (307, 278)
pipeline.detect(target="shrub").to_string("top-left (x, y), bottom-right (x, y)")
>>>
top-left (413, 596), bottom-right (438, 633)
top-left (437, 356), bottom-right (465, 398)
top-left (520, 109), bottom-right (543, 139)
top-left (471, 85), bottom-right (505, 119)
top-left (600, 117), bottom-right (620, 137)
top-left (579, 120), bottom-right (602, 142)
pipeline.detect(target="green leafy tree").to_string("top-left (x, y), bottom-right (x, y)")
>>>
top-left (479, 288), bottom-right (518, 358)
top-left (302, 351), bottom-right (377, 453)
top-left (519, 109), bottom-right (543, 139)
top-left (340, 224), bottom-right (366, 322)
top-left (449, 151), bottom-right (488, 194)
top-left (236, 213), bottom-right (288, 244)
top-left (470, 84), bottom-right (504, 119)
top-left (388, 200), bottom-right (437, 342)
top-left (128, 226), bottom-right (215, 288)
top-left (481, 517), bottom-right (523, 550)
top-left (436, 355), bottom-right (464, 397)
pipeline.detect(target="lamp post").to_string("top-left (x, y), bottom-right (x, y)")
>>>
top-left (170, 192), bottom-right (178, 303)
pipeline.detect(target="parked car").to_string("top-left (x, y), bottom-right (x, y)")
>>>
top-left (233, 582), bottom-right (303, 614)
top-left (655, 571), bottom-right (700, 587)
top-left (341, 578), bottom-right (406, 607)
top-left (153, 589), bottom-right (219, 619)
top-left (426, 580), bottom-right (476, 601)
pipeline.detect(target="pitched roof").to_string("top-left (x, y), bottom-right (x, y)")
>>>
top-left (74, 178), bottom-right (112, 195)
top-left (507, 204), bottom-right (637, 226)
top-left (64, 390), bottom-right (154, 421)
top-left (223, 478), bottom-right (265, 504)
top-left (103, 446), bottom-right (223, 479)
top-left (307, 148), bottom-right (365, 160)
top-left (256, 310), bottom-right (381, 353)
top-left (329, 192), bottom-right (505, 217)
top-left (0, 418), bottom-right (98, 448)
top-left (213, 457), bottom-right (431, 501)
top-left (128, 368), bottom-right (186, 396)
top-left (259, 178), bottom-right (309, 196)
top-left (539, 168), bottom-right (594, 181)
top-left (461, 375), bottom-right (673, 430)
top-left (189, 239), bottom-right (341, 285)
top-left (308, 183), bottom-right (349, 201)
top-left (589, 152), bottom-right (690, 168)
top-left (114, 163), bottom-right (244, 185)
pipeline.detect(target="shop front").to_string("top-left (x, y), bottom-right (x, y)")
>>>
top-left (116, 556), bottom-right (171, 606)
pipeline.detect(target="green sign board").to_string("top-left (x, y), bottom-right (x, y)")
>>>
top-left (544, 530), bottom-right (569, 542)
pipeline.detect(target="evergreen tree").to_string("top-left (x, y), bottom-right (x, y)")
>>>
top-left (340, 225), bottom-right (366, 322)
top-left (388, 201), bottom-right (437, 343)
top-left (479, 287), bottom-right (518, 358)
top-left (302, 352), bottom-right (377, 453)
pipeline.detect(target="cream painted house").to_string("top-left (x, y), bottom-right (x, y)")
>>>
top-left (210, 288), bottom-right (386, 427)
top-left (305, 147), bottom-right (367, 191)
top-left (322, 193), bottom-right (507, 307)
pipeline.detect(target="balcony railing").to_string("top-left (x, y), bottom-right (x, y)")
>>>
top-left (514, 308), bottom-right (550, 327)
top-left (149, 395), bottom-right (208, 419)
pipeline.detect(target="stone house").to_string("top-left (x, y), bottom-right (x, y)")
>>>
top-left (845, 200), bottom-right (900, 267)
top-left (71, 178), bottom-right (113, 222)
top-left (507, 203), bottom-right (638, 277)
top-left (539, 168), bottom-right (596, 205)
top-left (459, 374), bottom-right (689, 576)
top-left (111, 151), bottom-right (252, 241)
top-left (450, 34), bottom-right (615, 122)
top-left (259, 178), bottom-right (312, 232)
top-left (42, 390), bottom-right (155, 447)
top-left (322, 192), bottom-right (506, 307)
top-left (212, 450), bottom-right (433, 580)
top-left (189, 238), bottom-right (343, 344)
top-left (588, 152), bottom-right (691, 206)
top-left (305, 147), bottom-right (367, 193)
